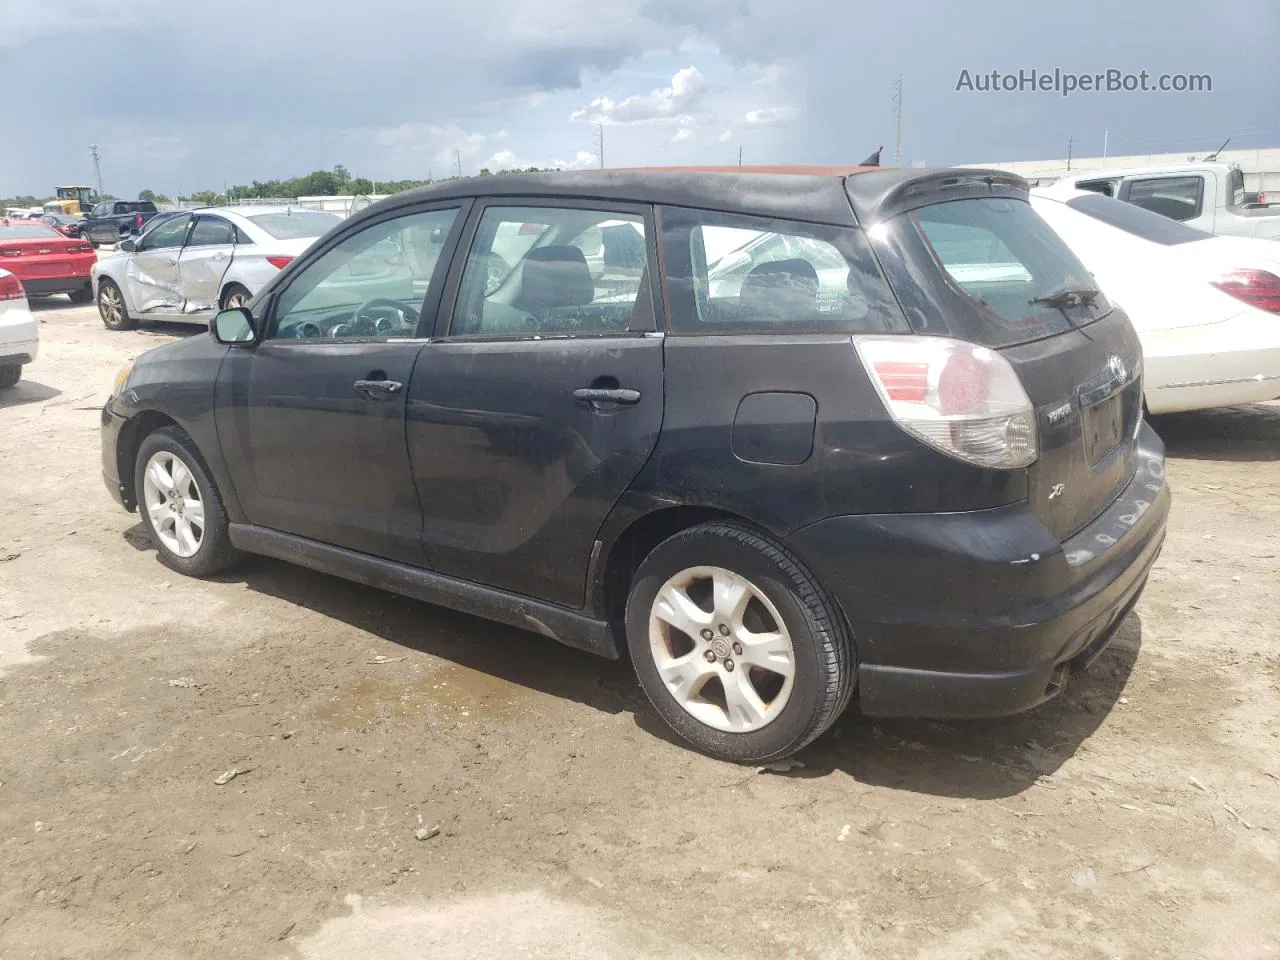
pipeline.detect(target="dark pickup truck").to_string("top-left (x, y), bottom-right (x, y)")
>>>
top-left (81, 200), bottom-right (162, 246)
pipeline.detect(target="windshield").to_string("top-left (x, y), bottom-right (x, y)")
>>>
top-left (1063, 192), bottom-right (1209, 245)
top-left (248, 211), bottom-right (342, 240)
top-left (892, 196), bottom-right (1109, 347)
top-left (0, 223), bottom-right (61, 239)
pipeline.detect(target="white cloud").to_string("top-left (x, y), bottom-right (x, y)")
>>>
top-left (718, 129), bottom-right (734, 143)
top-left (482, 148), bottom-right (599, 172)
top-left (672, 127), bottom-right (695, 143)
top-left (743, 106), bottom-right (797, 126)
top-left (570, 66), bottom-right (707, 125)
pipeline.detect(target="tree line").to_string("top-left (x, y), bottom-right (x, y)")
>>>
top-left (5, 164), bottom-right (553, 212)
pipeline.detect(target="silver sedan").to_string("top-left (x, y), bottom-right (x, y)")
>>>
top-left (91, 206), bottom-right (344, 330)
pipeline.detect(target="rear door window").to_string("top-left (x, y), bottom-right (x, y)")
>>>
top-left (1124, 176), bottom-right (1203, 221)
top-left (898, 197), bottom-right (1108, 346)
top-left (660, 208), bottom-right (906, 335)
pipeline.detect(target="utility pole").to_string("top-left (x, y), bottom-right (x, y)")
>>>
top-left (1102, 128), bottom-right (1109, 158)
top-left (89, 144), bottom-right (104, 196)
top-left (455, 150), bottom-right (462, 178)
top-left (593, 124), bottom-right (605, 168)
top-left (1066, 135), bottom-right (1073, 171)
top-left (892, 75), bottom-right (903, 166)
top-left (738, 146), bottom-right (743, 166)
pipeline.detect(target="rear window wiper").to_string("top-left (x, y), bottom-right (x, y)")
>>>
top-left (1030, 287), bottom-right (1100, 309)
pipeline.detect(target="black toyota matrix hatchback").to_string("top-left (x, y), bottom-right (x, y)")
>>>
top-left (102, 166), bottom-right (1169, 762)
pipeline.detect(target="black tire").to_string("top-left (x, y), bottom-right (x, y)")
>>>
top-left (220, 284), bottom-right (251, 310)
top-left (624, 521), bottom-right (855, 764)
top-left (69, 285), bottom-right (93, 304)
top-left (88, 237), bottom-right (100, 249)
top-left (133, 426), bottom-right (242, 577)
top-left (0, 364), bottom-right (20, 389)
top-left (97, 278), bottom-right (137, 331)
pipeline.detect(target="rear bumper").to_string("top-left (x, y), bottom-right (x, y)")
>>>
top-left (0, 306), bottom-right (39, 365)
top-left (1143, 319), bottom-right (1280, 413)
top-left (21, 276), bottom-right (93, 297)
top-left (787, 422), bottom-right (1170, 718)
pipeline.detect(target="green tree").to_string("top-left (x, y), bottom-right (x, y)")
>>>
top-left (138, 189), bottom-right (171, 204)
top-left (333, 164), bottom-right (351, 185)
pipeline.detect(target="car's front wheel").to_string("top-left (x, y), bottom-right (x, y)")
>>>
top-left (134, 426), bottom-right (241, 577)
top-left (97, 279), bottom-right (136, 331)
top-left (625, 521), bottom-right (855, 764)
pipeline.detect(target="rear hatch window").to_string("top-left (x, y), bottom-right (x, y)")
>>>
top-left (897, 197), bottom-right (1110, 347)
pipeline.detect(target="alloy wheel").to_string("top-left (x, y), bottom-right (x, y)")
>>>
top-left (99, 285), bottom-right (123, 325)
top-left (647, 565), bottom-right (796, 733)
top-left (142, 451), bottom-right (206, 558)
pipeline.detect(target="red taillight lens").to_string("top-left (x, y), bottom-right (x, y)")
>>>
top-left (872, 361), bottom-right (928, 403)
top-left (266, 255), bottom-right (294, 270)
top-left (1212, 269), bottom-right (1280, 314)
top-left (0, 273), bottom-right (25, 301)
top-left (135, 213), bottom-right (144, 228)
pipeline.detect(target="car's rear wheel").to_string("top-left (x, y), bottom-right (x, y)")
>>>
top-left (0, 364), bottom-right (21, 389)
top-left (69, 285), bottom-right (93, 304)
top-left (97, 279), bottom-right (136, 331)
top-left (625, 521), bottom-right (855, 764)
top-left (134, 426), bottom-right (241, 577)
top-left (220, 284), bottom-right (251, 310)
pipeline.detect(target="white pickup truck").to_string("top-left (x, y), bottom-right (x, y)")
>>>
top-left (1042, 163), bottom-right (1280, 240)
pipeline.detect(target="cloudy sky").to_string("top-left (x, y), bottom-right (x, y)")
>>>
top-left (2, 0), bottom-right (1276, 197)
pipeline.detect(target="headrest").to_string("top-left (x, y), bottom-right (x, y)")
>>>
top-left (740, 258), bottom-right (819, 322)
top-left (516, 245), bottom-right (595, 311)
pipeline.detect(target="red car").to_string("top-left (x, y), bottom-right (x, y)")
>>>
top-left (39, 213), bottom-right (87, 238)
top-left (0, 219), bottom-right (96, 302)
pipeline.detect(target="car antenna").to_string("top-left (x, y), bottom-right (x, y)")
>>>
top-left (1202, 137), bottom-right (1231, 162)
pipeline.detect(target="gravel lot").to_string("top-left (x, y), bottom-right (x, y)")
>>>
top-left (2, 299), bottom-right (1278, 960)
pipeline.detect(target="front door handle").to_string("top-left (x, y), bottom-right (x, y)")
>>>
top-left (353, 378), bottom-right (404, 400)
top-left (573, 387), bottom-right (641, 405)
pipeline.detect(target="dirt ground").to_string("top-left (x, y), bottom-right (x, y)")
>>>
top-left (1, 300), bottom-right (1278, 960)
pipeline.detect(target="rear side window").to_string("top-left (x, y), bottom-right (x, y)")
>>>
top-left (1064, 193), bottom-right (1208, 245)
top-left (892, 197), bottom-right (1108, 347)
top-left (660, 207), bottom-right (907, 335)
top-left (1229, 167), bottom-right (1247, 207)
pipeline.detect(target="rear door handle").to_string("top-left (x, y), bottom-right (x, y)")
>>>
top-left (353, 378), bottom-right (404, 400)
top-left (573, 387), bottom-right (641, 405)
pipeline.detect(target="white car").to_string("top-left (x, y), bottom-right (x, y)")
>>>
top-left (0, 268), bottom-right (38, 389)
top-left (1030, 189), bottom-right (1280, 413)
top-left (91, 206), bottom-right (344, 330)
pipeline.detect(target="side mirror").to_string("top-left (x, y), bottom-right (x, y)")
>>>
top-left (119, 238), bottom-right (136, 252)
top-left (212, 307), bottom-right (258, 345)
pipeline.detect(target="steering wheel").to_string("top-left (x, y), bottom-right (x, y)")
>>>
top-left (483, 253), bottom-right (512, 296)
top-left (353, 298), bottom-right (418, 331)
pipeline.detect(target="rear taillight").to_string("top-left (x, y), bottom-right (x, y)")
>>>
top-left (1211, 269), bottom-right (1280, 314)
top-left (135, 213), bottom-right (144, 229)
top-left (266, 255), bottom-right (294, 270)
top-left (855, 335), bottom-right (1038, 469)
top-left (0, 273), bottom-right (25, 301)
